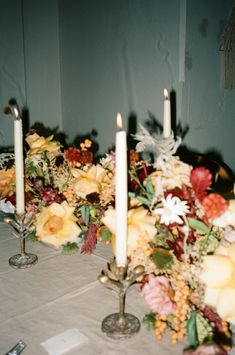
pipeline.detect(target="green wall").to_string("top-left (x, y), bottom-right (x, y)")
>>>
top-left (0, 0), bottom-right (234, 172)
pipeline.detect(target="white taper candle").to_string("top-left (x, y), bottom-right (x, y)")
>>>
top-left (13, 108), bottom-right (25, 214)
top-left (163, 89), bottom-right (171, 139)
top-left (115, 113), bottom-right (128, 267)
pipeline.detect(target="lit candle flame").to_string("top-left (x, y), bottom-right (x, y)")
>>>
top-left (116, 112), bottom-right (123, 130)
top-left (13, 107), bottom-right (20, 119)
top-left (164, 88), bottom-right (169, 100)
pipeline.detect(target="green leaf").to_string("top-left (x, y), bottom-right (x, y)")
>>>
top-left (62, 242), bottom-right (79, 255)
top-left (187, 217), bottom-right (210, 234)
top-left (186, 311), bottom-right (198, 348)
top-left (145, 176), bottom-right (154, 194)
top-left (98, 226), bottom-right (112, 241)
top-left (143, 312), bottom-right (156, 330)
top-left (195, 312), bottom-right (213, 344)
top-left (89, 208), bottom-right (96, 218)
top-left (26, 230), bottom-right (38, 242)
top-left (128, 192), bottom-right (151, 206)
top-left (151, 248), bottom-right (173, 270)
top-left (199, 234), bottom-right (219, 255)
top-left (27, 163), bottom-right (37, 177)
top-left (80, 205), bottom-right (90, 225)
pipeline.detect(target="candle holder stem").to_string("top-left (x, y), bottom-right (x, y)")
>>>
top-left (118, 290), bottom-right (125, 321)
top-left (98, 258), bottom-right (145, 339)
top-left (5, 213), bottom-right (38, 269)
top-left (20, 238), bottom-right (25, 256)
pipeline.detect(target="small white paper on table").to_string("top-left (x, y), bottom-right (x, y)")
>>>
top-left (40, 328), bottom-right (89, 355)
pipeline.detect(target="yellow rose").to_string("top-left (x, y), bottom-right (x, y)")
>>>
top-left (102, 206), bottom-right (156, 255)
top-left (0, 167), bottom-right (15, 197)
top-left (72, 164), bottom-right (108, 198)
top-left (200, 243), bottom-right (235, 324)
top-left (35, 201), bottom-right (81, 248)
top-left (26, 133), bottom-right (61, 155)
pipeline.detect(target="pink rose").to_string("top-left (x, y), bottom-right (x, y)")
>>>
top-left (142, 275), bottom-right (176, 316)
top-left (183, 344), bottom-right (227, 355)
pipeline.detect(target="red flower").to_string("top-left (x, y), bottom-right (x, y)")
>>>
top-left (167, 235), bottom-right (185, 261)
top-left (202, 193), bottom-right (228, 219)
top-left (80, 149), bottom-right (93, 165)
top-left (190, 167), bottom-right (212, 201)
top-left (42, 187), bottom-right (62, 204)
top-left (64, 147), bottom-right (81, 164)
top-left (64, 147), bottom-right (93, 165)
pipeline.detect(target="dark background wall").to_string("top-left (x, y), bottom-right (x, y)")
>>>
top-left (0, 0), bottom-right (234, 171)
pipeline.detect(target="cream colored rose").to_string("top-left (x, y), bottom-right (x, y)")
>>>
top-left (200, 243), bottom-right (235, 324)
top-left (150, 156), bottom-right (192, 192)
top-left (72, 164), bottom-right (108, 198)
top-left (26, 133), bottom-right (61, 155)
top-left (35, 201), bottom-right (81, 248)
top-left (102, 206), bottom-right (156, 255)
top-left (213, 199), bottom-right (235, 228)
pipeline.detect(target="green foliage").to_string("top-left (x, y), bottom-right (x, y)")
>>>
top-left (153, 223), bottom-right (174, 248)
top-left (199, 234), bottom-right (219, 255)
top-left (27, 162), bottom-right (37, 178)
top-left (98, 226), bottom-right (112, 241)
top-left (62, 242), bottom-right (79, 255)
top-left (80, 205), bottom-right (90, 225)
top-left (128, 171), bottom-right (155, 207)
top-left (187, 217), bottom-right (210, 235)
top-left (128, 192), bottom-right (153, 206)
top-left (143, 312), bottom-right (156, 330)
top-left (186, 311), bottom-right (213, 348)
top-left (151, 248), bottom-right (173, 270)
top-left (145, 176), bottom-right (155, 195)
top-left (186, 311), bottom-right (198, 348)
top-left (196, 312), bottom-right (213, 344)
top-left (26, 230), bottom-right (38, 242)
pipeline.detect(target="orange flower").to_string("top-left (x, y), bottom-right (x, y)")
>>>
top-left (0, 168), bottom-right (15, 197)
top-left (202, 193), bottom-right (228, 219)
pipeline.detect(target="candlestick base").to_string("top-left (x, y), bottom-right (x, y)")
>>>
top-left (9, 252), bottom-right (38, 269)
top-left (4, 213), bottom-right (38, 269)
top-left (102, 312), bottom-right (140, 339)
top-left (98, 258), bottom-right (145, 339)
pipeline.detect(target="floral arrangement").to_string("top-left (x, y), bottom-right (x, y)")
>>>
top-left (1, 131), bottom-right (235, 353)
top-left (0, 132), bottom-right (115, 253)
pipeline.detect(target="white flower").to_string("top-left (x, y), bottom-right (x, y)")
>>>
top-left (153, 194), bottom-right (189, 225)
top-left (0, 199), bottom-right (15, 213)
top-left (213, 200), bottom-right (235, 228)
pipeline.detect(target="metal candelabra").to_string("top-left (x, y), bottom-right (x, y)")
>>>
top-left (4, 213), bottom-right (38, 269)
top-left (98, 258), bottom-right (145, 339)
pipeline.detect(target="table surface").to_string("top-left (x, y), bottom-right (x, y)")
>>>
top-left (0, 221), bottom-right (233, 355)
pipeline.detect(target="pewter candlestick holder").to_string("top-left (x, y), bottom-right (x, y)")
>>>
top-left (4, 213), bottom-right (38, 269)
top-left (98, 258), bottom-right (145, 339)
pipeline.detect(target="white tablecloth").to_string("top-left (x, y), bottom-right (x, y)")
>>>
top-left (0, 221), bottom-right (229, 355)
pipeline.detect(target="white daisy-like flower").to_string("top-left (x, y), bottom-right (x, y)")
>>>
top-left (153, 193), bottom-right (189, 225)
